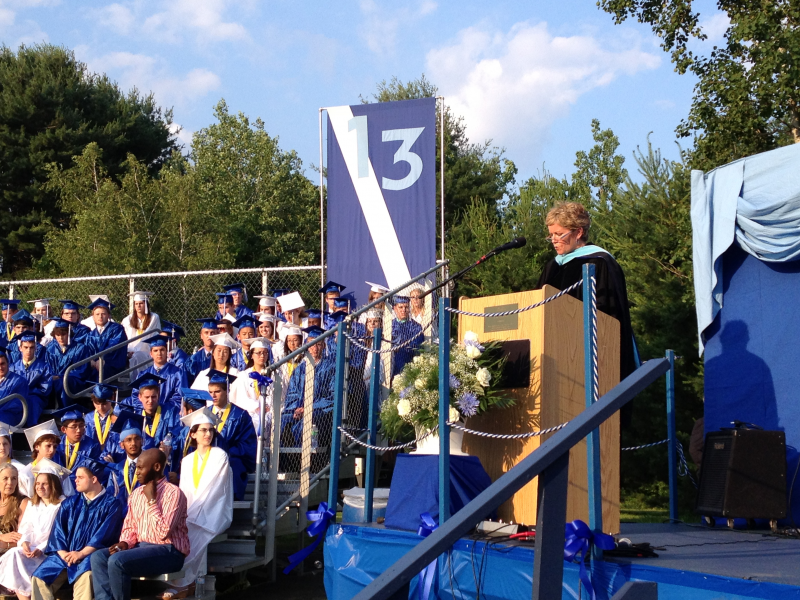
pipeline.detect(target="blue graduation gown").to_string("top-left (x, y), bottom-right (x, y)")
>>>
top-left (10, 355), bottom-right (52, 425)
top-left (45, 341), bottom-right (93, 405)
top-left (69, 322), bottom-right (91, 345)
top-left (183, 349), bottom-right (212, 386)
top-left (141, 405), bottom-right (183, 470)
top-left (215, 305), bottom-right (254, 320)
top-left (169, 348), bottom-right (189, 370)
top-left (231, 348), bottom-right (249, 371)
top-left (215, 402), bottom-right (257, 500)
top-left (57, 435), bottom-right (104, 485)
top-left (281, 357), bottom-right (336, 447)
top-left (33, 491), bottom-right (124, 584)
top-left (86, 322), bottom-right (128, 377)
top-left (391, 319), bottom-right (423, 378)
top-left (105, 458), bottom-right (140, 508)
top-left (128, 362), bottom-right (187, 410)
top-left (84, 410), bottom-right (124, 463)
top-left (0, 371), bottom-right (29, 428)
top-left (7, 339), bottom-right (45, 364)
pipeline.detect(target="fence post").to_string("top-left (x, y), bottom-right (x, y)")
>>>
top-left (128, 277), bottom-right (135, 314)
top-left (8, 285), bottom-right (14, 300)
top-left (262, 269), bottom-right (268, 296)
top-left (364, 327), bottom-right (382, 523)
top-left (666, 349), bottom-right (678, 521)
top-left (328, 322), bottom-right (347, 510)
top-left (438, 296), bottom-right (451, 523)
top-left (582, 264), bottom-right (603, 550)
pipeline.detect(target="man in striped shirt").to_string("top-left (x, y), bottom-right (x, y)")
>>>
top-left (91, 449), bottom-right (189, 600)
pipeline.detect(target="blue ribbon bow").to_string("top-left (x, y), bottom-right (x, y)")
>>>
top-left (564, 520), bottom-right (616, 600)
top-left (249, 372), bottom-right (273, 387)
top-left (416, 513), bottom-right (438, 600)
top-left (283, 502), bottom-right (335, 574)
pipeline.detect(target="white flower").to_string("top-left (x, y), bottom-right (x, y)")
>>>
top-left (449, 405), bottom-right (461, 422)
top-left (397, 399), bottom-right (412, 417)
top-left (415, 378), bottom-right (427, 390)
top-left (465, 344), bottom-right (482, 359)
top-left (413, 356), bottom-right (423, 364)
top-left (476, 368), bottom-right (492, 387)
top-left (463, 331), bottom-right (479, 343)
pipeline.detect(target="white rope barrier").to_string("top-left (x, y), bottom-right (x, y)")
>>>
top-left (443, 280), bottom-right (582, 317)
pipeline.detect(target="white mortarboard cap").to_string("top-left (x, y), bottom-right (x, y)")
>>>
top-left (366, 281), bottom-right (390, 294)
top-left (365, 309), bottom-right (384, 320)
top-left (279, 292), bottom-right (304, 312)
top-left (28, 299), bottom-right (52, 309)
top-left (24, 420), bottom-right (60, 450)
top-left (88, 295), bottom-right (110, 303)
top-left (283, 325), bottom-right (303, 338)
top-left (129, 291), bottom-right (154, 302)
top-left (32, 457), bottom-right (71, 477)
top-left (248, 337), bottom-right (271, 350)
top-left (255, 312), bottom-right (276, 323)
top-left (254, 295), bottom-right (277, 307)
top-left (0, 422), bottom-right (10, 438)
top-left (209, 332), bottom-right (241, 350)
top-left (180, 406), bottom-right (219, 428)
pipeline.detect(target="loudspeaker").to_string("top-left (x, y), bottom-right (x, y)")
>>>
top-left (696, 428), bottom-right (787, 519)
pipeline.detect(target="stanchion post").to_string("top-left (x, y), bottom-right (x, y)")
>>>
top-left (364, 327), bottom-right (382, 523)
top-left (583, 264), bottom-right (603, 552)
top-left (328, 322), bottom-right (347, 510)
top-left (666, 349), bottom-right (678, 521)
top-left (438, 297), bottom-right (451, 523)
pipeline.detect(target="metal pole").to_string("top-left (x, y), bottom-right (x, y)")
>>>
top-left (8, 285), bottom-right (14, 300)
top-left (267, 375), bottom-right (282, 582)
top-left (531, 452), bottom-right (570, 600)
top-left (437, 96), bottom-right (445, 265)
top-left (319, 108), bottom-right (326, 289)
top-left (328, 322), bottom-right (347, 510)
top-left (129, 277), bottom-right (135, 314)
top-left (262, 269), bottom-right (268, 296)
top-left (438, 296), bottom-right (451, 523)
top-left (666, 349), bottom-right (678, 521)
top-left (582, 264), bottom-right (603, 548)
top-left (364, 327), bottom-right (382, 523)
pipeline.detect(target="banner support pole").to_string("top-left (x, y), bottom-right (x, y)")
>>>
top-left (319, 108), bottom-right (326, 305)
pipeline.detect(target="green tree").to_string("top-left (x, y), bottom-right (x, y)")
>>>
top-left (0, 44), bottom-right (177, 275)
top-left (598, 0), bottom-right (800, 170)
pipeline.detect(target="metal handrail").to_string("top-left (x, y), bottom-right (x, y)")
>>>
top-left (63, 329), bottom-right (156, 398)
top-left (352, 358), bottom-right (671, 600)
top-left (0, 394), bottom-right (28, 429)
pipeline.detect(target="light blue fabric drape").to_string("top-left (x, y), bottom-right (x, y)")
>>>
top-left (691, 143), bottom-right (800, 354)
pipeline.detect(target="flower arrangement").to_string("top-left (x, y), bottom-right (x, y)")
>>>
top-left (380, 331), bottom-right (514, 440)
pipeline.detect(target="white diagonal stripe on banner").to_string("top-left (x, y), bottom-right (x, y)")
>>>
top-left (328, 105), bottom-right (411, 288)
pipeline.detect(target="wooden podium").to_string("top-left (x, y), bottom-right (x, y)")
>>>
top-left (457, 286), bottom-right (621, 533)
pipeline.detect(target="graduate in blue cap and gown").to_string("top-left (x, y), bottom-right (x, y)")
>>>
top-left (0, 344), bottom-right (29, 427)
top-left (53, 405), bottom-right (104, 487)
top-left (85, 297), bottom-right (128, 378)
top-left (319, 281), bottom-right (345, 319)
top-left (45, 318), bottom-right (93, 406)
top-left (390, 295), bottom-right (423, 379)
top-left (10, 330), bottom-right (51, 425)
top-left (281, 327), bottom-right (336, 448)
top-left (206, 370), bottom-right (257, 501)
top-left (214, 292), bottom-right (238, 326)
top-left (6, 309), bottom-right (38, 363)
top-left (219, 283), bottom-right (254, 319)
top-left (324, 310), bottom-right (349, 359)
top-left (161, 321), bottom-right (189, 370)
top-left (348, 309), bottom-right (384, 430)
top-left (129, 373), bottom-right (183, 471)
top-left (183, 319), bottom-right (217, 385)
top-left (0, 299), bottom-right (21, 345)
top-left (105, 411), bottom-right (144, 508)
top-left (31, 457), bottom-right (124, 600)
top-left (83, 383), bottom-right (122, 463)
top-left (231, 316), bottom-right (257, 371)
top-left (55, 300), bottom-right (91, 344)
top-left (128, 335), bottom-right (187, 411)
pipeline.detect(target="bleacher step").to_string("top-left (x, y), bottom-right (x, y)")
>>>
top-left (208, 539), bottom-right (256, 556)
top-left (207, 553), bottom-right (266, 574)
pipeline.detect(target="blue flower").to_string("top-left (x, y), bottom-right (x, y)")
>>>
top-left (457, 392), bottom-right (479, 417)
top-left (400, 385), bottom-right (414, 399)
top-left (449, 374), bottom-right (460, 389)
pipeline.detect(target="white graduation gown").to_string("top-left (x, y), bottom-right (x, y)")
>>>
top-left (121, 313), bottom-right (163, 377)
top-left (174, 447), bottom-right (233, 587)
top-left (18, 462), bottom-right (74, 499)
top-left (229, 369), bottom-right (272, 436)
top-left (0, 498), bottom-right (62, 595)
top-left (190, 367), bottom-right (239, 393)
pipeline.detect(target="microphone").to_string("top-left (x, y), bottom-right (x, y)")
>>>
top-left (491, 237), bottom-right (527, 255)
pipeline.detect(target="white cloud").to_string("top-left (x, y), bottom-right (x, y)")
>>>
top-left (654, 99), bottom-right (676, 110)
top-left (143, 0), bottom-right (249, 44)
top-left (427, 21), bottom-right (660, 152)
top-left (170, 122), bottom-right (194, 149)
top-left (701, 12), bottom-right (730, 44)
top-left (359, 0), bottom-right (437, 56)
top-left (96, 3), bottom-right (135, 35)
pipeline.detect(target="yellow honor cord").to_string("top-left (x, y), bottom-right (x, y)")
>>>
top-left (215, 404), bottom-right (232, 433)
top-left (192, 447), bottom-right (211, 489)
top-left (286, 362), bottom-right (297, 378)
top-left (94, 412), bottom-right (112, 445)
top-left (142, 405), bottom-right (162, 438)
top-left (123, 459), bottom-right (136, 494)
top-left (65, 441), bottom-right (80, 470)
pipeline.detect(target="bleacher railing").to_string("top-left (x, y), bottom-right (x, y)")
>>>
top-left (0, 394), bottom-right (28, 429)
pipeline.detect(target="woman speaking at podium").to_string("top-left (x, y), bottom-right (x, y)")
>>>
top-left (536, 202), bottom-right (636, 383)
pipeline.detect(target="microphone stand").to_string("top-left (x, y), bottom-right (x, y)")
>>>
top-left (419, 246), bottom-right (507, 299)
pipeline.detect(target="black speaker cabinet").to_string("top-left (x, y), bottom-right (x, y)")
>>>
top-left (696, 428), bottom-right (787, 519)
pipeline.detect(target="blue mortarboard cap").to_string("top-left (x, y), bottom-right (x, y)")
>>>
top-left (10, 309), bottom-right (34, 324)
top-left (303, 326), bottom-right (326, 339)
top-left (16, 331), bottom-right (42, 343)
top-left (233, 316), bottom-right (257, 330)
top-left (50, 318), bottom-right (73, 329)
top-left (328, 310), bottom-right (348, 325)
top-left (333, 298), bottom-right (349, 309)
top-left (161, 321), bottom-right (185, 338)
top-left (195, 318), bottom-right (219, 330)
top-left (58, 299), bottom-right (84, 311)
top-left (223, 282), bottom-right (247, 301)
top-left (87, 298), bottom-right (115, 311)
top-left (271, 288), bottom-right (289, 297)
top-left (318, 281), bottom-right (346, 295)
top-left (0, 299), bottom-right (21, 310)
top-left (207, 369), bottom-right (237, 386)
top-left (79, 456), bottom-right (106, 479)
top-left (181, 388), bottom-right (211, 410)
top-left (111, 410), bottom-right (145, 439)
top-left (394, 295), bottom-right (410, 304)
top-left (51, 404), bottom-right (92, 422)
top-left (305, 308), bottom-right (322, 319)
top-left (215, 293), bottom-right (234, 305)
top-left (143, 334), bottom-right (168, 348)
top-left (130, 373), bottom-right (166, 389)
top-left (89, 382), bottom-right (118, 401)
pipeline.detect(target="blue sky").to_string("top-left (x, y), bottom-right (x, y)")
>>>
top-left (1, 0), bottom-right (728, 185)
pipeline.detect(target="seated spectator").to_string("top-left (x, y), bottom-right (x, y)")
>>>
top-left (121, 292), bottom-right (161, 380)
top-left (230, 338), bottom-right (273, 435)
top-left (44, 318), bottom-right (92, 405)
top-left (220, 283), bottom-right (253, 319)
top-left (10, 331), bottom-right (52, 425)
top-left (0, 423), bottom-right (28, 495)
top-left (84, 384), bottom-right (120, 463)
top-left (0, 458), bottom-right (66, 600)
top-left (31, 460), bottom-right (124, 600)
top-left (91, 449), bottom-right (189, 600)
top-left (166, 408), bottom-right (233, 598)
top-left (0, 463), bottom-right (28, 557)
top-left (53, 406), bottom-right (103, 487)
top-left (231, 317), bottom-right (257, 371)
top-left (390, 295), bottom-right (422, 379)
top-left (159, 323), bottom-right (189, 370)
top-left (182, 319), bottom-right (217, 386)
top-left (128, 337), bottom-right (187, 411)
top-left (190, 334), bottom-right (239, 392)
top-left (0, 300), bottom-right (22, 345)
top-left (206, 370), bottom-right (256, 501)
top-left (105, 413), bottom-right (145, 507)
top-left (21, 422), bottom-right (74, 498)
top-left (86, 299), bottom-right (128, 379)
top-left (281, 327), bottom-right (335, 448)
top-left (0, 346), bottom-right (29, 428)
top-left (409, 284), bottom-right (429, 326)
top-left (127, 375), bottom-right (182, 470)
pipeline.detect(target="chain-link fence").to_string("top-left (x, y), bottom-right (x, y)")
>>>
top-left (0, 266), bottom-right (323, 349)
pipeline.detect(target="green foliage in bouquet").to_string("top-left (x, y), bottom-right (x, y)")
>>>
top-left (380, 332), bottom-right (514, 441)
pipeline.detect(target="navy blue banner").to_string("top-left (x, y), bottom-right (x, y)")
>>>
top-left (326, 97), bottom-right (436, 307)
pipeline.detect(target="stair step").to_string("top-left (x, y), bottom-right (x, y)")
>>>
top-left (233, 500), bottom-right (252, 510)
top-left (208, 539), bottom-right (256, 556)
top-left (207, 553), bottom-right (266, 574)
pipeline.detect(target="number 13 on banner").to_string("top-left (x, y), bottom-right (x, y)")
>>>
top-left (348, 116), bottom-right (425, 191)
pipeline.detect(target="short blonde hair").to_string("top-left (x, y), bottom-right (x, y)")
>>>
top-left (546, 202), bottom-right (590, 242)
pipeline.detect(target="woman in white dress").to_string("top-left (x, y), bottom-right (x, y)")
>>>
top-left (229, 338), bottom-right (272, 435)
top-left (0, 459), bottom-right (65, 600)
top-left (19, 422), bottom-right (74, 499)
top-left (0, 426), bottom-right (28, 498)
top-left (190, 333), bottom-right (239, 392)
top-left (121, 291), bottom-right (162, 377)
top-left (163, 408), bottom-right (233, 600)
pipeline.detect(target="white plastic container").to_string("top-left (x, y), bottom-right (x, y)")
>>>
top-left (341, 487), bottom-right (390, 522)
